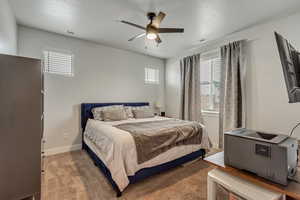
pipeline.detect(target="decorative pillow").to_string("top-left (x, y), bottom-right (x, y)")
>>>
top-left (131, 105), bottom-right (151, 111)
top-left (102, 109), bottom-right (128, 121)
top-left (124, 106), bottom-right (134, 118)
top-left (92, 105), bottom-right (124, 121)
top-left (132, 109), bottom-right (154, 119)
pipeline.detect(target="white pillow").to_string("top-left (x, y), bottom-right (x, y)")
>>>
top-left (92, 105), bottom-right (124, 121)
top-left (131, 106), bottom-right (152, 111)
top-left (124, 106), bottom-right (134, 118)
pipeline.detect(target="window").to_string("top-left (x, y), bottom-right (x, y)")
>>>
top-left (200, 51), bottom-right (221, 112)
top-left (43, 50), bottom-right (73, 76)
top-left (145, 67), bottom-right (159, 84)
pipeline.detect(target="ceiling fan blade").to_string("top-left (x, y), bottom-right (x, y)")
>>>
top-left (158, 28), bottom-right (184, 33)
top-left (152, 12), bottom-right (166, 28)
top-left (120, 20), bottom-right (146, 30)
top-left (128, 33), bottom-right (146, 41)
top-left (155, 35), bottom-right (162, 44)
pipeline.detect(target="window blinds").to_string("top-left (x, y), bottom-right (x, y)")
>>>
top-left (145, 67), bottom-right (159, 84)
top-left (43, 50), bottom-right (73, 76)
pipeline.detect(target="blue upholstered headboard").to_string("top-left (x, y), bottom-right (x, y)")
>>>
top-left (81, 102), bottom-right (149, 131)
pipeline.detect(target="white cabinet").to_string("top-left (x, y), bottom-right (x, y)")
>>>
top-left (207, 169), bottom-right (285, 200)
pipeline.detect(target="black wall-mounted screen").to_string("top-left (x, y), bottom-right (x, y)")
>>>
top-left (275, 32), bottom-right (300, 103)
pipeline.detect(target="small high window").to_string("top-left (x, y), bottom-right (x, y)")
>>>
top-left (43, 50), bottom-right (73, 76)
top-left (145, 67), bottom-right (159, 84)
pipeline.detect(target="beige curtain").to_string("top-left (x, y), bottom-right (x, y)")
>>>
top-left (219, 40), bottom-right (246, 148)
top-left (180, 54), bottom-right (203, 122)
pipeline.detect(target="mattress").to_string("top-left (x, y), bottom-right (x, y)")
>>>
top-left (83, 116), bottom-right (210, 191)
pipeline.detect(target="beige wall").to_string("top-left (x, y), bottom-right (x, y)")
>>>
top-left (0, 0), bottom-right (17, 55)
top-left (18, 26), bottom-right (165, 154)
top-left (165, 11), bottom-right (300, 146)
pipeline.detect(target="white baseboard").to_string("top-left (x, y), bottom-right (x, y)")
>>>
top-left (44, 144), bottom-right (82, 156)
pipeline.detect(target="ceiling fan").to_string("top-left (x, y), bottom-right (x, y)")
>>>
top-left (120, 12), bottom-right (184, 44)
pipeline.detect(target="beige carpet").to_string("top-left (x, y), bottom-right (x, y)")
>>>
top-left (42, 150), bottom-right (215, 200)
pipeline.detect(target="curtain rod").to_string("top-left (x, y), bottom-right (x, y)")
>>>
top-left (188, 38), bottom-right (250, 52)
top-left (175, 37), bottom-right (256, 60)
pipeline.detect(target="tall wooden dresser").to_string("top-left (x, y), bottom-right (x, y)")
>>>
top-left (0, 54), bottom-right (43, 200)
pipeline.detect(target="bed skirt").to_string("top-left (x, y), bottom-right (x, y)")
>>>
top-left (82, 142), bottom-right (206, 197)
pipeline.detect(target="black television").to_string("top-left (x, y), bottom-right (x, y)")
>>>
top-left (275, 32), bottom-right (300, 103)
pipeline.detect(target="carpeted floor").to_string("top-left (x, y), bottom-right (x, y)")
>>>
top-left (42, 150), bottom-right (215, 200)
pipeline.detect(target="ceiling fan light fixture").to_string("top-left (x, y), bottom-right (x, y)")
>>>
top-left (146, 32), bottom-right (157, 40)
top-left (121, 11), bottom-right (184, 44)
top-left (146, 25), bottom-right (158, 40)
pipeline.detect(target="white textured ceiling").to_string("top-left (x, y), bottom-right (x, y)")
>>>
top-left (9, 0), bottom-right (300, 58)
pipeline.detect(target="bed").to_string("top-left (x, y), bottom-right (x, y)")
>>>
top-left (81, 102), bottom-right (209, 197)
